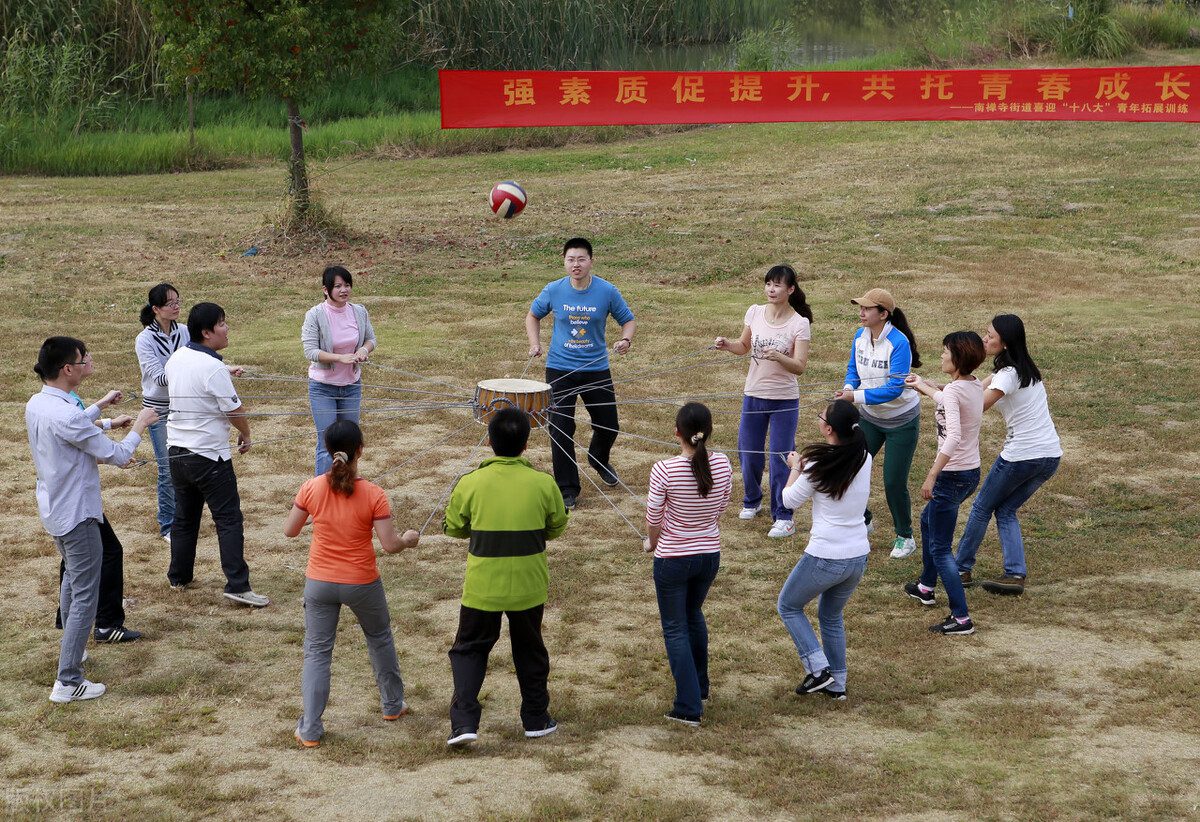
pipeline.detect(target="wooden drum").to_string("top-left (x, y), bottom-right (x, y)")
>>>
top-left (473, 378), bottom-right (552, 429)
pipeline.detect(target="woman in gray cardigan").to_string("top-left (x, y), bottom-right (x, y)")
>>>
top-left (301, 266), bottom-right (377, 475)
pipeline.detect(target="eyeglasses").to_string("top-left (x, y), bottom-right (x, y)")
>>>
top-left (164, 300), bottom-right (181, 308)
top-left (817, 414), bottom-right (827, 424)
top-left (67, 357), bottom-right (92, 367)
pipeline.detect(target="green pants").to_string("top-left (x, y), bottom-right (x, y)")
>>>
top-left (858, 414), bottom-right (920, 539)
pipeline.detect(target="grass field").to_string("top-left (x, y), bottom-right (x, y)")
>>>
top-left (0, 114), bottom-right (1198, 820)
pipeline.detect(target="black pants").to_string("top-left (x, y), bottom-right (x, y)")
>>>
top-left (56, 515), bottom-right (124, 630)
top-left (545, 367), bottom-right (619, 498)
top-left (448, 604), bottom-right (550, 732)
top-left (168, 447), bottom-right (250, 594)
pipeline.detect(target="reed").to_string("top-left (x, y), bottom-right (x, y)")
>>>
top-left (404, 0), bottom-right (795, 69)
top-left (1115, 0), bottom-right (1200, 48)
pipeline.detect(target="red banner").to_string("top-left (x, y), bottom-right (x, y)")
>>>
top-left (440, 66), bottom-right (1198, 127)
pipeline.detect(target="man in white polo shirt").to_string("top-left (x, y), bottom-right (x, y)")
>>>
top-left (166, 302), bottom-right (269, 607)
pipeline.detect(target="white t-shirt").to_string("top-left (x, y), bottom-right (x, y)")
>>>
top-left (166, 345), bottom-right (242, 460)
top-left (990, 367), bottom-right (1062, 462)
top-left (781, 453), bottom-right (872, 559)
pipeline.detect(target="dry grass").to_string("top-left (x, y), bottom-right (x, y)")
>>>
top-left (0, 116), bottom-right (1198, 820)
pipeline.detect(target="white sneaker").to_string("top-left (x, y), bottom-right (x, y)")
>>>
top-left (739, 505), bottom-right (762, 520)
top-left (49, 679), bottom-right (106, 703)
top-left (223, 590), bottom-right (271, 608)
top-left (889, 536), bottom-right (917, 558)
top-left (768, 519), bottom-right (795, 538)
top-left (162, 534), bottom-right (171, 544)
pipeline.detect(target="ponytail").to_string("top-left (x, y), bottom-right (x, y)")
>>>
top-left (676, 402), bottom-right (714, 497)
top-left (324, 420), bottom-right (364, 496)
top-left (800, 400), bottom-right (868, 500)
top-left (765, 265), bottom-right (814, 324)
top-left (887, 306), bottom-right (922, 369)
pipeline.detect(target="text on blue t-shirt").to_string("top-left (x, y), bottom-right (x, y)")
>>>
top-left (530, 276), bottom-right (635, 371)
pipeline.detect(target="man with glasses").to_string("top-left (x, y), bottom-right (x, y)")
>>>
top-left (525, 238), bottom-right (636, 510)
top-left (26, 337), bottom-right (157, 703)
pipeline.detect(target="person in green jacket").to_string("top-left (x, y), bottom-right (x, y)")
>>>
top-left (443, 407), bottom-right (569, 747)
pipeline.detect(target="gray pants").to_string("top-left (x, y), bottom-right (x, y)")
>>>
top-left (298, 577), bottom-right (405, 742)
top-left (54, 518), bottom-right (103, 687)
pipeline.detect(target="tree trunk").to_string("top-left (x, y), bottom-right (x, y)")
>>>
top-left (285, 96), bottom-right (310, 218)
top-left (187, 76), bottom-right (196, 156)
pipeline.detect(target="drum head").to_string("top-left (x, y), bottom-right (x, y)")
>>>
top-left (476, 378), bottom-right (551, 392)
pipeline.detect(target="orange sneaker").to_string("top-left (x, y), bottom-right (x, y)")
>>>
top-left (294, 730), bottom-right (319, 748)
top-left (383, 701), bottom-right (410, 721)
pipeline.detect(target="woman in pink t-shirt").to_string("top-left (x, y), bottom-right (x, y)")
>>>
top-left (301, 265), bottom-right (378, 476)
top-left (714, 265), bottom-right (812, 539)
top-left (902, 331), bottom-right (986, 635)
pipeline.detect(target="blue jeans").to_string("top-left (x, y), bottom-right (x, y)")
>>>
top-left (147, 417), bottom-right (174, 536)
top-left (777, 553), bottom-right (868, 692)
top-left (738, 395), bottom-right (799, 521)
top-left (309, 379), bottom-right (363, 476)
top-left (918, 468), bottom-right (980, 619)
top-left (955, 455), bottom-right (1060, 578)
top-left (654, 553), bottom-right (720, 719)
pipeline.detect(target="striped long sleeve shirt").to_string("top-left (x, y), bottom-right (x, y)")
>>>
top-left (646, 452), bottom-right (733, 558)
top-left (136, 321), bottom-right (189, 412)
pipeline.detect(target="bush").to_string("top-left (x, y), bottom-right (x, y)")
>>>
top-left (731, 24), bottom-right (796, 71)
top-left (1115, 0), bottom-right (1200, 48)
top-left (1053, 0), bottom-right (1134, 58)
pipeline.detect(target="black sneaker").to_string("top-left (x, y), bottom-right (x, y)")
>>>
top-left (929, 614), bottom-right (975, 636)
top-left (94, 625), bottom-right (142, 643)
top-left (595, 463), bottom-right (620, 487)
top-left (904, 581), bottom-right (936, 607)
top-left (981, 574), bottom-right (1025, 595)
top-left (664, 711), bottom-right (701, 727)
top-left (524, 717), bottom-right (558, 738)
top-left (795, 668), bottom-right (833, 694)
top-left (447, 727), bottom-right (478, 747)
top-left (562, 495), bottom-right (576, 511)
top-left (822, 689), bottom-right (847, 701)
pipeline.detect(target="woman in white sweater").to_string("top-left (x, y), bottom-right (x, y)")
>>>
top-left (134, 283), bottom-right (189, 540)
top-left (777, 399), bottom-right (872, 701)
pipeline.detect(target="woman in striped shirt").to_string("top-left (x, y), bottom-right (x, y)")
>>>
top-left (134, 283), bottom-right (189, 541)
top-left (645, 402), bottom-right (733, 727)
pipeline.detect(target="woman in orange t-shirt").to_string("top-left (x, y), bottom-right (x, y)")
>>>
top-left (283, 420), bottom-right (419, 747)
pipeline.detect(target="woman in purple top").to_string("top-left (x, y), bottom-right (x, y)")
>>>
top-left (714, 265), bottom-right (812, 540)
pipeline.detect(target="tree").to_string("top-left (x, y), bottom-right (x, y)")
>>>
top-left (148, 0), bottom-right (398, 218)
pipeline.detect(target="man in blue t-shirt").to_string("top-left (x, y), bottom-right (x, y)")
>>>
top-left (525, 238), bottom-right (636, 509)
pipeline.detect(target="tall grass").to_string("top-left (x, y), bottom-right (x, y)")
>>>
top-left (0, 0), bottom-right (159, 96)
top-left (1115, 0), bottom-right (1200, 48)
top-left (404, 0), bottom-right (795, 69)
top-left (0, 29), bottom-right (140, 134)
top-left (900, 0), bottom-right (1199, 65)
